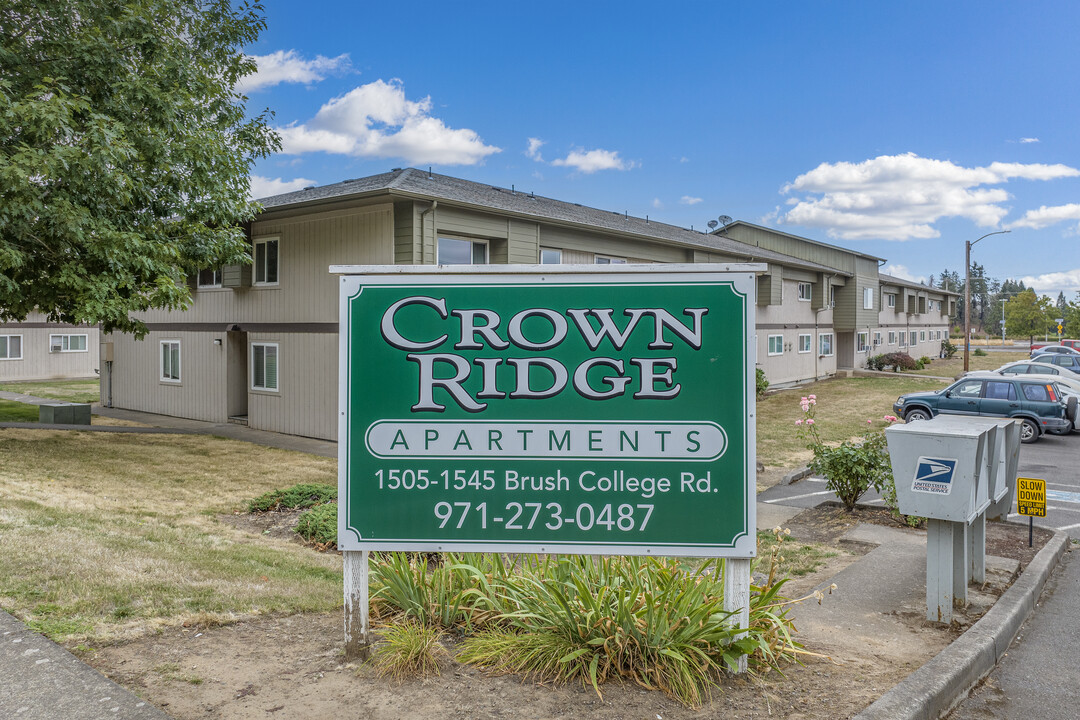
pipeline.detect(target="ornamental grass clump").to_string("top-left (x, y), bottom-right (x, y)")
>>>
top-left (796, 395), bottom-right (896, 510)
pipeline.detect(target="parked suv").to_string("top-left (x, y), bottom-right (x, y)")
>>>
top-left (893, 376), bottom-right (1076, 443)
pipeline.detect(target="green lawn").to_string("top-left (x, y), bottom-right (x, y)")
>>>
top-left (757, 375), bottom-right (948, 469)
top-left (0, 379), bottom-right (100, 404)
top-left (0, 399), bottom-right (40, 422)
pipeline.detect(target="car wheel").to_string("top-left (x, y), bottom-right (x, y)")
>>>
top-left (1019, 418), bottom-right (1040, 444)
top-left (904, 407), bottom-right (932, 422)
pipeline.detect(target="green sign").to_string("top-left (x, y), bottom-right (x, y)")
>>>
top-left (336, 266), bottom-right (757, 557)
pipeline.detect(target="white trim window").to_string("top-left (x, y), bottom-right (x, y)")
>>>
top-left (873, 331), bottom-right (882, 346)
top-left (888, 331), bottom-right (897, 345)
top-left (0, 334), bottom-right (22, 360)
top-left (252, 342), bottom-right (279, 392)
top-left (438, 236), bottom-right (488, 265)
top-left (160, 340), bottom-right (180, 382)
top-left (540, 248), bottom-right (562, 264)
top-left (254, 237), bottom-right (280, 285)
top-left (863, 287), bottom-right (874, 310)
top-left (197, 268), bottom-right (222, 288)
top-left (767, 334), bottom-right (784, 356)
top-left (887, 293), bottom-right (896, 308)
top-left (594, 255), bottom-right (627, 265)
top-left (857, 331), bottom-right (869, 353)
top-left (797, 282), bottom-right (812, 302)
top-left (798, 333), bottom-right (812, 353)
top-left (909, 331), bottom-right (918, 346)
top-left (920, 331), bottom-right (926, 342)
top-left (819, 333), bottom-right (834, 357)
top-left (50, 334), bottom-right (88, 353)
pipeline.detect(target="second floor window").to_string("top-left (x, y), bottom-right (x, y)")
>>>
top-left (255, 238), bottom-right (279, 284)
top-left (540, 248), bottom-right (562, 264)
top-left (198, 268), bottom-right (222, 288)
top-left (438, 237), bottom-right (488, 265)
top-left (798, 282), bottom-right (812, 301)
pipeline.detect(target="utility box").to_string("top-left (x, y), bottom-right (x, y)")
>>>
top-left (885, 418), bottom-right (990, 523)
top-left (39, 403), bottom-right (92, 425)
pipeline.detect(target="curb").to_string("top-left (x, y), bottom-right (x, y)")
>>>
top-left (854, 529), bottom-right (1071, 720)
top-left (782, 466), bottom-right (812, 485)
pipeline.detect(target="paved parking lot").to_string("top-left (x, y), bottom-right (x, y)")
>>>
top-left (758, 429), bottom-right (1080, 537)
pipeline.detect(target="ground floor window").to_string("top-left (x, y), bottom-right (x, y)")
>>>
top-left (857, 331), bottom-right (868, 353)
top-left (160, 340), bottom-right (180, 382)
top-left (768, 334), bottom-right (784, 356)
top-left (909, 331), bottom-right (918, 346)
top-left (50, 334), bottom-right (88, 352)
top-left (252, 343), bottom-right (279, 391)
top-left (798, 333), bottom-right (812, 353)
top-left (819, 333), bottom-right (834, 357)
top-left (873, 331), bottom-right (882, 347)
top-left (920, 331), bottom-right (926, 341)
top-left (888, 331), bottom-right (896, 345)
top-left (0, 334), bottom-right (22, 360)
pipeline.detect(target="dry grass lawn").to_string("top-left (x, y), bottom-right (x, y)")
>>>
top-left (0, 379), bottom-right (100, 404)
top-left (0, 429), bottom-right (340, 646)
top-left (757, 375), bottom-right (948, 469)
top-left (903, 350), bottom-right (1029, 378)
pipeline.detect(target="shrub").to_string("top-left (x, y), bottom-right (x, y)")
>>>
top-left (296, 503), bottom-right (337, 545)
top-left (881, 352), bottom-right (917, 372)
top-left (866, 354), bottom-right (887, 371)
top-left (941, 339), bottom-right (958, 359)
top-left (919, 356), bottom-right (932, 366)
top-left (247, 483), bottom-right (337, 513)
top-left (795, 397), bottom-right (897, 510)
top-left (973, 348), bottom-right (988, 357)
top-left (372, 620), bottom-right (447, 679)
top-left (756, 368), bottom-right (769, 399)
top-left (881, 476), bottom-right (924, 528)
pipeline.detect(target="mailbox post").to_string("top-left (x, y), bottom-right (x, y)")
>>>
top-left (886, 419), bottom-right (993, 623)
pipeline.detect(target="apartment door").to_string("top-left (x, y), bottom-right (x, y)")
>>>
top-left (227, 331), bottom-right (248, 420)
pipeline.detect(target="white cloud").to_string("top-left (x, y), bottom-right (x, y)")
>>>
top-left (240, 50), bottom-right (351, 92)
top-left (1006, 203), bottom-right (1080, 230)
top-left (652, 198), bottom-right (664, 209)
top-left (679, 156), bottom-right (690, 163)
top-left (680, 196), bottom-right (703, 206)
top-left (525, 138), bottom-right (545, 161)
top-left (1020, 137), bottom-right (1040, 144)
top-left (552, 148), bottom-right (636, 174)
top-left (781, 152), bottom-right (1080, 240)
top-left (248, 175), bottom-right (316, 199)
top-left (275, 79), bottom-right (500, 165)
top-left (1018, 269), bottom-right (1080, 295)
top-left (882, 264), bottom-right (928, 285)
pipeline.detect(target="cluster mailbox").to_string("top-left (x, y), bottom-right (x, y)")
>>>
top-left (885, 416), bottom-right (1022, 624)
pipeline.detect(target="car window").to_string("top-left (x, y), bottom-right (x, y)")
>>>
top-left (1021, 384), bottom-right (1051, 402)
top-left (985, 381), bottom-right (1017, 400)
top-left (1001, 365), bottom-right (1024, 374)
top-left (954, 381), bottom-right (983, 398)
top-left (1053, 356), bottom-right (1070, 366)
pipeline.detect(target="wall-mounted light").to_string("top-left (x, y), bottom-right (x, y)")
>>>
top-left (213, 338), bottom-right (222, 346)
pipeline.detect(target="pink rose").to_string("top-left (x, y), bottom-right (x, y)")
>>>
top-left (795, 419), bottom-right (804, 425)
top-left (808, 394), bottom-right (816, 400)
top-left (806, 419), bottom-right (815, 425)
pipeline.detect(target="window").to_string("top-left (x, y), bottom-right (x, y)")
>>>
top-left (768, 335), bottom-right (784, 356)
top-left (873, 331), bottom-right (882, 346)
top-left (197, 268), bottom-right (222, 288)
top-left (819, 333), bottom-right (834, 356)
top-left (909, 331), bottom-right (917, 346)
top-left (829, 286), bottom-right (836, 307)
top-left (438, 236), bottom-right (488, 265)
top-left (985, 382), bottom-right (1017, 401)
top-left (254, 237), bottom-right (280, 284)
top-left (857, 331), bottom-right (868, 353)
top-left (0, 334), bottom-right (22, 360)
top-left (50, 334), bottom-right (88, 353)
top-left (920, 331), bottom-right (926, 341)
top-left (899, 332), bottom-right (906, 347)
top-left (252, 343), bottom-right (279, 391)
top-left (954, 381), bottom-right (983, 398)
top-left (797, 282), bottom-right (812, 302)
top-left (1021, 384), bottom-right (1052, 402)
top-left (798, 334), bottom-right (812, 353)
top-left (863, 287), bottom-right (874, 309)
top-left (540, 248), bottom-right (562, 264)
top-left (160, 340), bottom-right (180, 382)
top-left (887, 293), bottom-right (896, 308)
top-left (888, 331), bottom-right (896, 345)
top-left (594, 255), bottom-right (627, 265)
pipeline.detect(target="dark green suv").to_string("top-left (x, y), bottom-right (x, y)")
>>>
top-left (893, 376), bottom-right (1076, 443)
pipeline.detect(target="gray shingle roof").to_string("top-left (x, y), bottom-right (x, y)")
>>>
top-left (257, 168), bottom-right (849, 276)
top-left (878, 272), bottom-right (959, 296)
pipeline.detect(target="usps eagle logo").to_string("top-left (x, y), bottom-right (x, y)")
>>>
top-left (911, 457), bottom-right (958, 495)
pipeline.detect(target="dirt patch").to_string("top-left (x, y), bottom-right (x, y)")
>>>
top-left (83, 506), bottom-right (1054, 720)
top-left (218, 509), bottom-right (313, 545)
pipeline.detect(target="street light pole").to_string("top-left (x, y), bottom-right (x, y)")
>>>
top-left (964, 230), bottom-right (1011, 372)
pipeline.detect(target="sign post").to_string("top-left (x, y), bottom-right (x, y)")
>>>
top-left (1016, 476), bottom-right (1046, 547)
top-left (334, 264), bottom-right (760, 663)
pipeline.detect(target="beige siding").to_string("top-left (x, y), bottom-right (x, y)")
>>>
top-left (107, 330), bottom-right (228, 422)
top-left (137, 204), bottom-right (394, 325)
top-left (539, 226), bottom-right (687, 263)
top-left (247, 332), bottom-right (338, 440)
top-left (0, 314), bottom-right (100, 381)
top-left (755, 279), bottom-right (837, 386)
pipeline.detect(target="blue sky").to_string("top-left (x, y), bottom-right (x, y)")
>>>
top-left (242, 1), bottom-right (1080, 298)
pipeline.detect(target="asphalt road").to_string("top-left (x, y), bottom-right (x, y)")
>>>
top-left (758, 428), bottom-right (1080, 537)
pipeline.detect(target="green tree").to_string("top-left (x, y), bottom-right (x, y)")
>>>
top-left (1064, 294), bottom-right (1080, 338)
top-left (1004, 289), bottom-right (1053, 346)
top-left (0, 0), bottom-right (279, 336)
